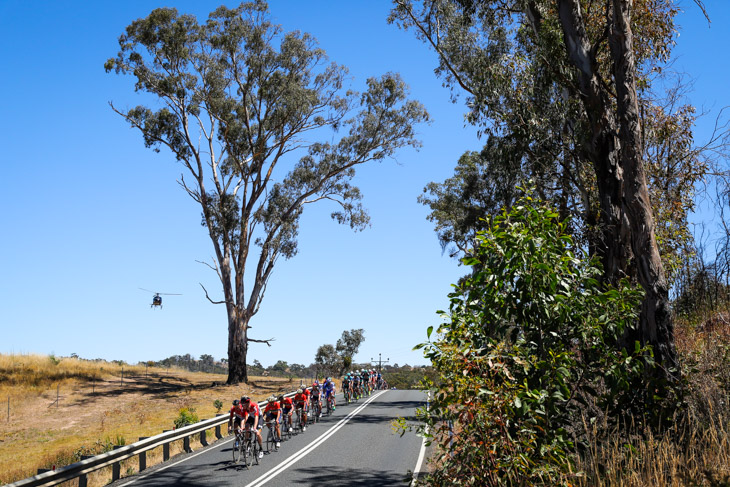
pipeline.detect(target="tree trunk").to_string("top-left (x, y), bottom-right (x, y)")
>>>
top-left (226, 308), bottom-right (249, 384)
top-left (558, 0), bottom-right (678, 378)
top-left (609, 0), bottom-right (678, 376)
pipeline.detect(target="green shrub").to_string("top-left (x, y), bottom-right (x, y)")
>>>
top-left (213, 399), bottom-right (223, 413)
top-left (416, 192), bottom-right (654, 486)
top-left (173, 407), bottom-right (199, 429)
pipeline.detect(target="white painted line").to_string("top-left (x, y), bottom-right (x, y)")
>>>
top-left (244, 390), bottom-right (387, 487)
top-left (121, 436), bottom-right (235, 485)
top-left (410, 390), bottom-right (430, 486)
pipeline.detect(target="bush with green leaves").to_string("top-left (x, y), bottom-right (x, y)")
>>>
top-left (417, 193), bottom-right (655, 486)
top-left (173, 407), bottom-right (199, 429)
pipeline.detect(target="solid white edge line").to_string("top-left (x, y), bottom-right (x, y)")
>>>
top-left (244, 390), bottom-right (387, 487)
top-left (410, 390), bottom-right (430, 487)
top-left (120, 436), bottom-right (235, 485)
top-left (410, 432), bottom-right (428, 487)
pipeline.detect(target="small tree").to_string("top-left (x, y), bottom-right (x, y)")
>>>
top-left (106, 1), bottom-right (428, 384)
top-left (416, 192), bottom-right (652, 485)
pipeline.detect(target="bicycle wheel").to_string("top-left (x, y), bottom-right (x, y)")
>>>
top-left (266, 426), bottom-right (276, 452)
top-left (326, 397), bottom-right (332, 415)
top-left (283, 417), bottom-right (292, 440)
top-left (242, 437), bottom-right (253, 467)
top-left (232, 434), bottom-right (243, 463)
top-left (250, 437), bottom-right (260, 466)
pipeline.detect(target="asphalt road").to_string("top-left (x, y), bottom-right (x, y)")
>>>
top-left (116, 389), bottom-right (427, 487)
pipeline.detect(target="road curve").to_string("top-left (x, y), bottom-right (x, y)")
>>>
top-left (115, 389), bottom-right (426, 487)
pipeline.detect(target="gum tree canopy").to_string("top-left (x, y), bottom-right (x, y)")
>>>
top-left (106, 1), bottom-right (428, 384)
top-left (390, 0), bottom-right (701, 380)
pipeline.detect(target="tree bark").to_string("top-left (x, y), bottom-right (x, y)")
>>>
top-left (609, 0), bottom-right (678, 375)
top-left (227, 307), bottom-right (249, 384)
top-left (557, 0), bottom-right (678, 378)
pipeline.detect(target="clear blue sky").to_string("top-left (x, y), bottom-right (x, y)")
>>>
top-left (0, 1), bottom-right (727, 368)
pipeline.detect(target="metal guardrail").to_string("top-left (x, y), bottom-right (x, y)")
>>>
top-left (5, 388), bottom-right (305, 487)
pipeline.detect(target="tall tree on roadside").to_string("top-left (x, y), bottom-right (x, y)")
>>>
top-left (390, 0), bottom-right (704, 379)
top-left (106, 2), bottom-right (428, 384)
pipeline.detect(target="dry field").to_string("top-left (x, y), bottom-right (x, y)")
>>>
top-left (0, 354), bottom-right (305, 485)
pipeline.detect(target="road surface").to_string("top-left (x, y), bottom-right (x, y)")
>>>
top-left (116, 389), bottom-right (427, 487)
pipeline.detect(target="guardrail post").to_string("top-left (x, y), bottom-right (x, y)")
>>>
top-left (112, 445), bottom-right (123, 481)
top-left (78, 456), bottom-right (93, 487)
top-left (139, 437), bottom-right (149, 471)
top-left (200, 423), bottom-right (208, 447)
top-left (183, 435), bottom-right (192, 453)
top-left (215, 414), bottom-right (224, 439)
top-left (163, 430), bottom-right (171, 461)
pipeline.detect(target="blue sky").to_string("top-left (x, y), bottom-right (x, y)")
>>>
top-left (0, 1), bottom-right (727, 368)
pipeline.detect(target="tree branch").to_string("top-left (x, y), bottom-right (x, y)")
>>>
top-left (247, 337), bottom-right (275, 347)
top-left (199, 282), bottom-right (229, 305)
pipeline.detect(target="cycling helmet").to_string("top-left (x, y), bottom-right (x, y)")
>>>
top-left (233, 399), bottom-right (240, 406)
top-left (296, 388), bottom-right (303, 394)
top-left (326, 377), bottom-right (331, 382)
top-left (268, 395), bottom-right (276, 403)
top-left (241, 395), bottom-right (250, 403)
top-left (278, 395), bottom-right (284, 402)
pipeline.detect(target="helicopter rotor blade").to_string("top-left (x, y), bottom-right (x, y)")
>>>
top-left (139, 288), bottom-right (155, 294)
top-left (158, 293), bottom-right (182, 296)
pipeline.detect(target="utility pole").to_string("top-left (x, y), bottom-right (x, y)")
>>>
top-left (370, 353), bottom-right (390, 373)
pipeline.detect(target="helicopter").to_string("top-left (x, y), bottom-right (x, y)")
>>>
top-left (139, 288), bottom-right (181, 309)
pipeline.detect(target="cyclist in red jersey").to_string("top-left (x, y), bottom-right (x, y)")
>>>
top-left (241, 396), bottom-right (264, 459)
top-left (278, 395), bottom-right (294, 432)
top-left (228, 399), bottom-right (246, 435)
top-left (293, 388), bottom-right (308, 430)
top-left (263, 396), bottom-right (282, 448)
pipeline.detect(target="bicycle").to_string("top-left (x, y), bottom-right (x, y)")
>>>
top-left (294, 406), bottom-right (307, 433)
top-left (232, 428), bottom-right (245, 464)
top-left (265, 419), bottom-right (280, 453)
top-left (343, 387), bottom-right (351, 405)
top-left (310, 397), bottom-right (322, 422)
top-left (281, 413), bottom-right (293, 440)
top-left (325, 393), bottom-right (334, 415)
top-left (239, 423), bottom-right (261, 467)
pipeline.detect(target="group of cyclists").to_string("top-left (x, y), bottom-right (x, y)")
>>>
top-left (341, 369), bottom-right (387, 403)
top-left (227, 370), bottom-right (388, 461)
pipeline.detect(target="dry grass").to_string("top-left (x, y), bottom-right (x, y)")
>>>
top-left (574, 313), bottom-right (730, 486)
top-left (0, 354), bottom-right (305, 485)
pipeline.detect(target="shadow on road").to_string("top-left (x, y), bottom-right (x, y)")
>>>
top-left (293, 466), bottom-right (413, 486)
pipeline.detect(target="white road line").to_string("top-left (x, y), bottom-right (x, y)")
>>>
top-left (121, 436), bottom-right (235, 485)
top-left (244, 391), bottom-right (387, 487)
top-left (410, 390), bottom-right (430, 486)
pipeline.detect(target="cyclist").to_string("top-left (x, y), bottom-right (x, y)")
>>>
top-left (228, 399), bottom-right (246, 448)
top-left (311, 380), bottom-right (322, 417)
top-left (263, 396), bottom-right (282, 448)
top-left (241, 396), bottom-right (264, 459)
top-left (293, 388), bottom-right (308, 431)
top-left (278, 394), bottom-right (294, 432)
top-left (323, 377), bottom-right (336, 411)
top-left (352, 373), bottom-right (361, 399)
top-left (377, 371), bottom-right (383, 389)
top-left (361, 369), bottom-right (370, 395)
top-left (342, 373), bottom-right (351, 402)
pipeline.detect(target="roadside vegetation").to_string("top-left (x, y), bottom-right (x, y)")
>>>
top-left (387, 1), bottom-right (730, 485)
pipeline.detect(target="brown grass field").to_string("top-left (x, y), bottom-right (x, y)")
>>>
top-left (0, 354), bottom-right (306, 485)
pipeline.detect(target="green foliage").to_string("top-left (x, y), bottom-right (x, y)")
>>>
top-left (213, 399), bottom-right (223, 413)
top-left (316, 329), bottom-right (366, 376)
top-left (416, 192), bottom-right (656, 486)
top-left (173, 407), bottom-right (199, 429)
top-left (48, 355), bottom-right (60, 366)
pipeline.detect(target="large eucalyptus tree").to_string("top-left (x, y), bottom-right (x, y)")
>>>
top-left (390, 0), bottom-right (702, 379)
top-left (106, 1), bottom-right (428, 383)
